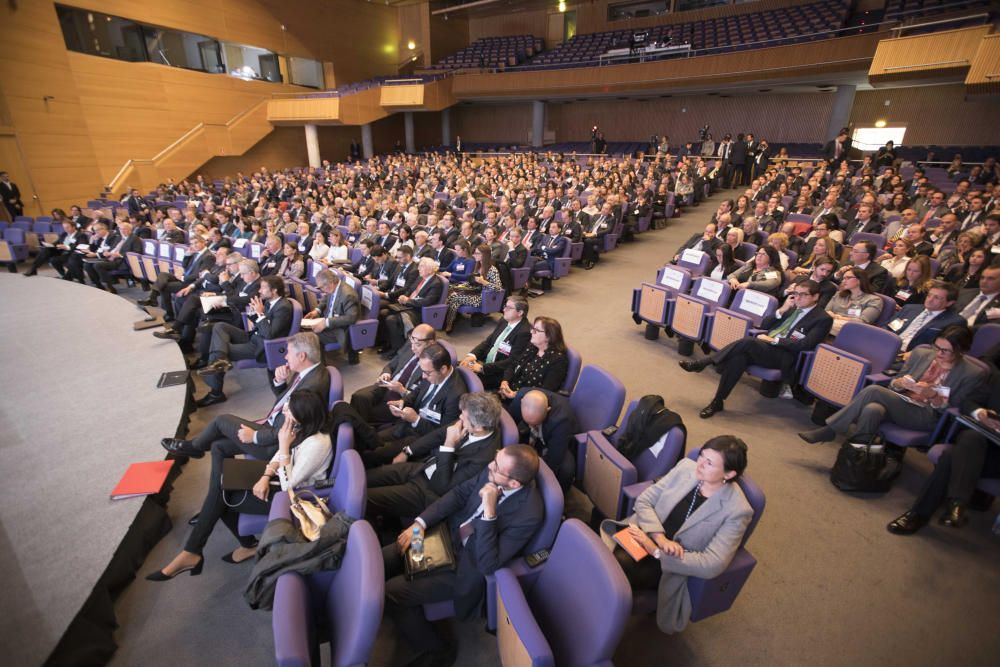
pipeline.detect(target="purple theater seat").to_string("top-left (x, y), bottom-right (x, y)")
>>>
top-left (494, 519), bottom-right (631, 666)
top-left (272, 520), bottom-right (383, 667)
top-left (421, 277), bottom-right (450, 330)
top-left (457, 287), bottom-right (505, 320)
top-left (232, 299), bottom-right (304, 371)
top-left (969, 323), bottom-right (1000, 358)
top-left (560, 346), bottom-right (583, 395)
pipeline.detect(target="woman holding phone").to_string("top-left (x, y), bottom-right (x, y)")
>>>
top-left (145, 391), bottom-right (332, 580)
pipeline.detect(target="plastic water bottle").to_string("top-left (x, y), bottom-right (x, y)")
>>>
top-left (410, 526), bottom-right (424, 563)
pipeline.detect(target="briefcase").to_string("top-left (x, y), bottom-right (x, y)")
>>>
top-left (404, 524), bottom-right (457, 580)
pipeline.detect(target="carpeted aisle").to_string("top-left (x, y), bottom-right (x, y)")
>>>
top-left (102, 192), bottom-right (999, 667)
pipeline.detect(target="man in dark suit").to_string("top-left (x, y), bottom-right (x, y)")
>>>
top-left (257, 234), bottom-right (283, 276)
top-left (842, 203), bottom-right (883, 243)
top-left (83, 220), bottom-right (142, 293)
top-left (366, 392), bottom-right (502, 521)
top-left (427, 231), bottom-right (455, 269)
top-left (123, 188), bottom-right (149, 217)
top-left (24, 220), bottom-right (85, 277)
top-left (580, 203), bottom-right (613, 269)
top-left (888, 367), bottom-right (1000, 534)
top-left (622, 193), bottom-right (650, 241)
top-left (304, 269), bottom-right (360, 364)
top-left (367, 343), bottom-right (468, 465)
top-left (68, 205), bottom-right (92, 231)
top-left (836, 241), bottom-right (889, 293)
top-left (530, 220), bottom-right (569, 288)
top-left (158, 248), bottom-right (240, 355)
top-left (0, 171), bottom-right (23, 218)
top-left (382, 257), bottom-right (445, 354)
top-left (954, 266), bottom-right (1000, 328)
top-left (383, 445), bottom-right (544, 667)
top-left (507, 388), bottom-right (579, 490)
top-left (887, 281), bottom-right (964, 352)
top-left (672, 223), bottom-right (721, 263)
top-left (729, 133), bottom-right (748, 188)
top-left (161, 332), bottom-right (331, 459)
top-left (144, 235), bottom-right (214, 316)
top-left (459, 295), bottom-right (532, 390)
top-left (350, 324), bottom-right (437, 424)
top-left (822, 128), bottom-right (852, 169)
top-left (195, 275), bottom-right (294, 405)
top-left (680, 279), bottom-right (833, 418)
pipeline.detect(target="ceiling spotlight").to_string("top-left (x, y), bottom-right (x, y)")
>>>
top-left (558, 1), bottom-right (567, 12)
top-left (874, 119), bottom-right (887, 128)
top-left (408, 40), bottom-right (416, 50)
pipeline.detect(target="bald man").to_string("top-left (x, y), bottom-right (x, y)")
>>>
top-left (507, 387), bottom-right (579, 490)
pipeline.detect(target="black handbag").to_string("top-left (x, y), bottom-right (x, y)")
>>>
top-left (830, 435), bottom-right (901, 493)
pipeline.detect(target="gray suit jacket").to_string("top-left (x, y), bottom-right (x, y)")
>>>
top-left (600, 458), bottom-right (752, 634)
top-left (320, 283), bottom-right (361, 329)
top-left (898, 346), bottom-right (986, 410)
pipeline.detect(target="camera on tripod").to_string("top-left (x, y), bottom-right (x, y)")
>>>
top-left (699, 124), bottom-right (711, 141)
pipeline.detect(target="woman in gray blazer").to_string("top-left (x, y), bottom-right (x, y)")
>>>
top-left (601, 436), bottom-right (752, 634)
top-left (799, 325), bottom-right (986, 444)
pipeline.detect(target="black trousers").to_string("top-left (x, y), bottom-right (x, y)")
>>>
top-left (184, 437), bottom-right (269, 554)
top-left (383, 542), bottom-right (458, 653)
top-left (912, 429), bottom-right (1000, 518)
top-left (160, 278), bottom-right (187, 318)
top-left (366, 462), bottom-right (438, 520)
top-left (30, 247), bottom-right (65, 273)
top-left (711, 338), bottom-right (796, 402)
top-left (64, 253), bottom-right (87, 282)
top-left (84, 259), bottom-right (121, 289)
top-left (613, 544), bottom-right (661, 591)
top-left (191, 413), bottom-right (277, 459)
top-left (582, 234), bottom-right (606, 263)
top-left (350, 383), bottom-right (397, 425)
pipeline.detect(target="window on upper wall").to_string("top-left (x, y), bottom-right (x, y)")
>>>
top-left (144, 27), bottom-right (224, 73)
top-left (608, 1), bottom-right (671, 21)
top-left (288, 57), bottom-right (324, 89)
top-left (57, 6), bottom-right (148, 62)
top-left (852, 127), bottom-right (907, 152)
top-left (676, 0), bottom-right (732, 11)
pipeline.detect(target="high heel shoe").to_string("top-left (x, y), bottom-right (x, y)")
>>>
top-left (145, 557), bottom-right (204, 581)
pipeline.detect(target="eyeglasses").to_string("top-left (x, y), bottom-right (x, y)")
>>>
top-left (489, 458), bottom-right (522, 484)
top-left (502, 304), bottom-right (518, 310)
top-left (933, 345), bottom-right (953, 354)
top-left (792, 291), bottom-right (812, 297)
top-left (409, 335), bottom-right (432, 343)
top-left (530, 327), bottom-right (546, 334)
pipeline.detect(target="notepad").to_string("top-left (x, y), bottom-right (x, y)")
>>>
top-left (300, 318), bottom-right (324, 328)
top-left (613, 527), bottom-right (650, 562)
top-left (200, 295), bottom-right (227, 311)
top-left (110, 460), bottom-right (174, 500)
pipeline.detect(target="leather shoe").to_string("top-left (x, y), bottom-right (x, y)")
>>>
top-left (198, 359), bottom-right (232, 376)
top-left (189, 358), bottom-right (208, 370)
top-left (798, 427), bottom-right (835, 444)
top-left (679, 358), bottom-right (712, 373)
top-left (348, 354), bottom-right (361, 365)
top-left (160, 437), bottom-right (204, 458)
top-left (939, 501), bottom-right (968, 528)
top-left (153, 329), bottom-right (180, 340)
top-left (887, 511), bottom-right (927, 535)
top-left (195, 392), bottom-right (227, 408)
top-left (699, 400), bottom-right (723, 419)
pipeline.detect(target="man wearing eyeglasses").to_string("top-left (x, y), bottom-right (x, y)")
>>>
top-left (459, 296), bottom-right (532, 390)
top-left (350, 324), bottom-right (437, 424)
top-left (383, 445), bottom-right (543, 667)
top-left (680, 279), bottom-right (833, 418)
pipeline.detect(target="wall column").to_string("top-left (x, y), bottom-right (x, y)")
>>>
top-left (404, 112), bottom-right (416, 153)
top-left (531, 100), bottom-right (545, 148)
top-left (361, 123), bottom-right (374, 159)
top-left (825, 84), bottom-right (857, 141)
top-left (441, 108), bottom-right (451, 147)
top-left (304, 124), bottom-right (321, 168)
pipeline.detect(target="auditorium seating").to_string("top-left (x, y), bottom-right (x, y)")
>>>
top-left (519, 0), bottom-right (850, 71)
top-left (427, 35), bottom-right (543, 71)
top-left (884, 0), bottom-right (992, 22)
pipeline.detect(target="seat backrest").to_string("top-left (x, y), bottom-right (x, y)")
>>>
top-left (329, 418), bottom-right (354, 479)
top-left (521, 460), bottom-right (564, 555)
top-left (437, 340), bottom-right (459, 365)
top-left (832, 322), bottom-right (900, 375)
top-left (970, 323), bottom-right (1000, 358)
top-left (656, 264), bottom-right (692, 295)
top-left (728, 288), bottom-right (778, 327)
top-left (287, 298), bottom-right (303, 336)
top-left (528, 519), bottom-right (631, 666)
top-left (327, 365), bottom-right (344, 407)
top-left (499, 408), bottom-right (519, 447)
top-left (633, 426), bottom-right (686, 482)
top-left (570, 364), bottom-right (626, 433)
top-left (689, 277), bottom-right (732, 308)
top-left (329, 449), bottom-right (366, 520)
top-left (686, 448), bottom-right (765, 546)
top-left (873, 294), bottom-right (896, 329)
top-left (325, 520), bottom-right (384, 667)
top-left (457, 366), bottom-right (485, 393)
top-left (560, 346), bottom-right (583, 394)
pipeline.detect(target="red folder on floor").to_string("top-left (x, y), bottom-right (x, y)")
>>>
top-left (111, 461), bottom-right (174, 500)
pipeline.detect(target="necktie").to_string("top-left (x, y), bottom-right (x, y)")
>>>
top-left (395, 354), bottom-right (419, 387)
top-left (768, 308), bottom-right (802, 340)
top-left (899, 310), bottom-right (932, 350)
top-left (410, 277), bottom-right (428, 298)
top-left (960, 293), bottom-right (991, 325)
top-left (264, 372), bottom-right (304, 424)
top-left (486, 324), bottom-right (515, 364)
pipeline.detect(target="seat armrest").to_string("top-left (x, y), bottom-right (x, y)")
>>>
top-left (273, 573), bottom-right (313, 667)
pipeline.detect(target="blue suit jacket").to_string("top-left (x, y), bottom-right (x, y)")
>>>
top-left (890, 305), bottom-right (965, 351)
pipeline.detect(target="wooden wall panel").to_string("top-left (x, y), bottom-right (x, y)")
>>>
top-left (869, 26), bottom-right (989, 84)
top-left (430, 13), bottom-right (470, 63)
top-left (850, 84), bottom-right (1000, 146)
top-left (965, 33), bottom-right (1000, 96)
top-left (454, 91), bottom-right (834, 146)
top-left (414, 110), bottom-right (443, 149)
top-left (469, 10), bottom-right (549, 41)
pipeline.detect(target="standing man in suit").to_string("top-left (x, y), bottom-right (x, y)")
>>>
top-left (680, 279), bottom-right (833, 417)
top-left (459, 296), bottom-right (532, 390)
top-left (954, 266), bottom-right (1000, 328)
top-left (382, 257), bottom-right (445, 354)
top-left (366, 343), bottom-right (468, 465)
top-left (741, 133), bottom-right (757, 188)
top-left (366, 392), bottom-right (502, 522)
top-left (507, 388), bottom-right (579, 490)
top-left (195, 275), bottom-right (294, 405)
top-left (823, 128), bottom-right (852, 170)
top-left (0, 171), bottom-right (23, 218)
top-left (161, 332), bottom-right (331, 459)
top-left (350, 324), bottom-right (437, 424)
top-left (382, 445), bottom-right (543, 667)
top-left (84, 221), bottom-right (141, 293)
top-left (886, 281), bottom-right (964, 352)
top-left (304, 269), bottom-right (360, 364)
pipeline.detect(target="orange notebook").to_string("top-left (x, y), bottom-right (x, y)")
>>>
top-left (613, 527), bottom-right (650, 562)
top-left (111, 460), bottom-right (174, 500)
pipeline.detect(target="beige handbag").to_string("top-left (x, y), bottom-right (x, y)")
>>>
top-left (288, 489), bottom-right (332, 541)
